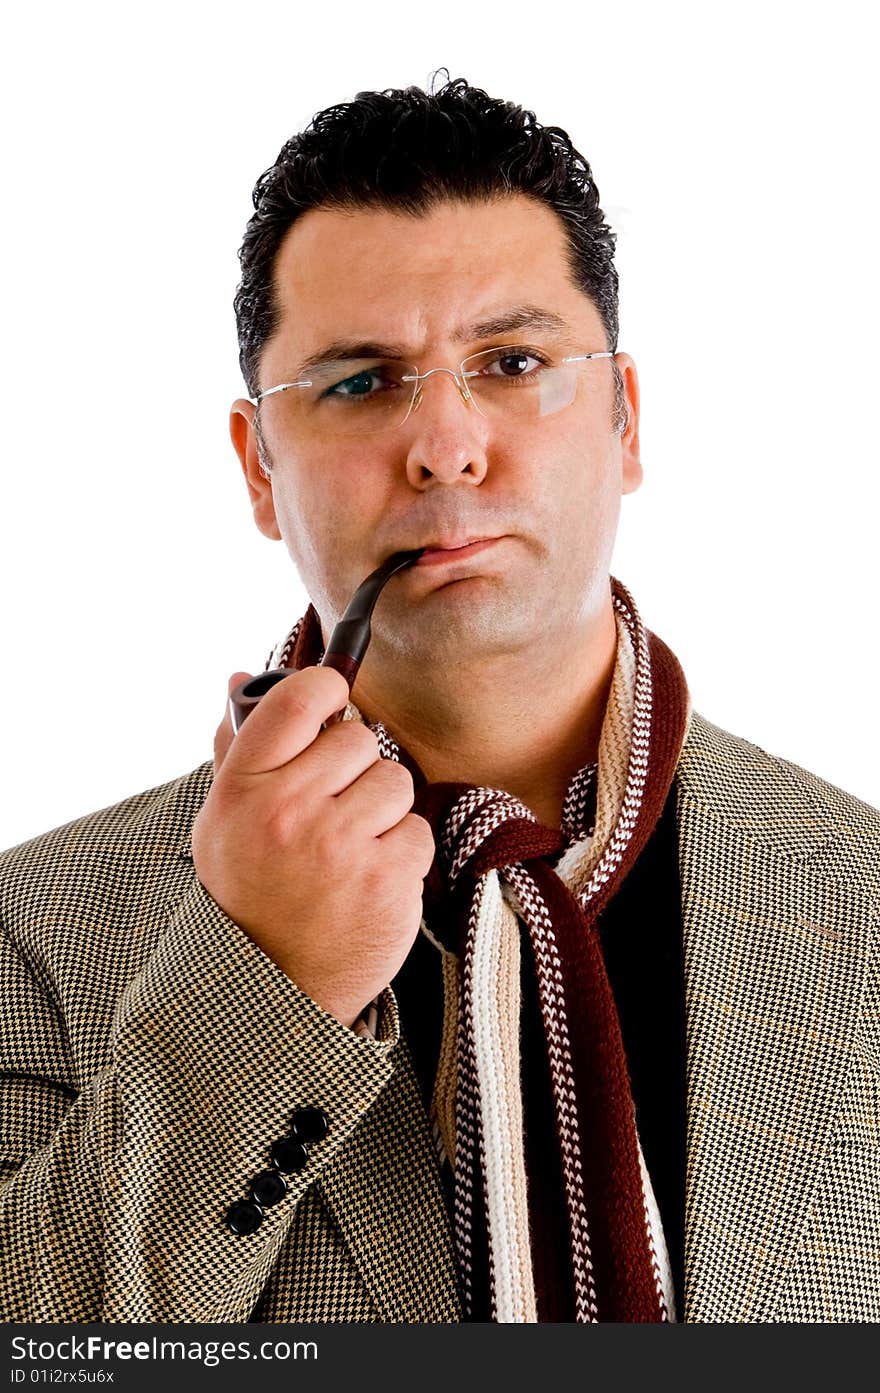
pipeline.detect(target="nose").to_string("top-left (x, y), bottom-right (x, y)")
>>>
top-left (403, 370), bottom-right (490, 490)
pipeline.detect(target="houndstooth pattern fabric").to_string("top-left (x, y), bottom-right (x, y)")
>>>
top-left (0, 766), bottom-right (457, 1323)
top-left (675, 717), bottom-right (880, 1322)
top-left (1, 712), bottom-right (878, 1322)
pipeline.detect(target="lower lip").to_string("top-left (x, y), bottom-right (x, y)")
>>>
top-left (416, 538), bottom-right (502, 566)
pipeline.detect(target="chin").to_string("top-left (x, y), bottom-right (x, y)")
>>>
top-left (372, 584), bottom-right (545, 663)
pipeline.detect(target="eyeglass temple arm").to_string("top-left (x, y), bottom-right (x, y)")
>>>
top-left (562, 352), bottom-right (615, 363)
top-left (252, 379), bottom-right (313, 404)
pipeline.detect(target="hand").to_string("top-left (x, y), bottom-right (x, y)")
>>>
top-left (191, 667), bottom-right (435, 1028)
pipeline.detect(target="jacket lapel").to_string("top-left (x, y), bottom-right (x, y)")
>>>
top-left (677, 714), bottom-right (876, 1321)
top-left (317, 1041), bottom-right (462, 1322)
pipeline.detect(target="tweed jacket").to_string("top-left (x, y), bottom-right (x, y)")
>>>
top-left (1, 711), bottom-right (878, 1324)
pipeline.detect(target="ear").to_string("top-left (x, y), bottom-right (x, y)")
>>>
top-left (613, 353), bottom-right (643, 496)
top-left (229, 398), bottom-right (283, 541)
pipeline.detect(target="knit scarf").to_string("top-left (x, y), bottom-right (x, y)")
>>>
top-left (266, 576), bottom-right (691, 1323)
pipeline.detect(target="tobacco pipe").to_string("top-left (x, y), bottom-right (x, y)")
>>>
top-left (228, 549), bottom-right (424, 734)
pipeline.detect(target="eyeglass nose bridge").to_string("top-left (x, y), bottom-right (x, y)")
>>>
top-left (401, 365), bottom-right (475, 417)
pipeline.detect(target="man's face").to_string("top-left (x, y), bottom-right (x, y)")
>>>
top-left (231, 195), bottom-right (642, 665)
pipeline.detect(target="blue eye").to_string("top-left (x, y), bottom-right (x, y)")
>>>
top-left (327, 369), bottom-right (380, 397)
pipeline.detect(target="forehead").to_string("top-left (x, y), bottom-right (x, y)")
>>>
top-left (265, 194), bottom-right (605, 362)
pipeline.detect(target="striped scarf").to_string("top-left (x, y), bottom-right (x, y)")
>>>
top-left (267, 576), bottom-right (691, 1322)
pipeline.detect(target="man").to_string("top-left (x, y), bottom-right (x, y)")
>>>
top-left (1, 78), bottom-right (878, 1325)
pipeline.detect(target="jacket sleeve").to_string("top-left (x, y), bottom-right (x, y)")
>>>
top-left (0, 875), bottom-right (400, 1322)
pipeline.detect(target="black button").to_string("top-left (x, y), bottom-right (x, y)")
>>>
top-left (291, 1106), bottom-right (329, 1143)
top-left (226, 1199), bottom-right (263, 1235)
top-left (270, 1135), bottom-right (309, 1173)
top-left (251, 1169), bottom-right (287, 1208)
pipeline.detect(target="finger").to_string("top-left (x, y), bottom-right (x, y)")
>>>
top-left (333, 757), bottom-right (416, 838)
top-left (224, 664), bottom-right (352, 777)
top-left (378, 811), bottom-right (437, 879)
top-left (214, 671), bottom-right (253, 775)
top-left (287, 718), bottom-right (382, 798)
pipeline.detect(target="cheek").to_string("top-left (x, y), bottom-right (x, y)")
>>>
top-left (514, 421), bottom-right (617, 519)
top-left (272, 453), bottom-right (354, 532)
top-left (270, 449), bottom-right (396, 569)
top-left (536, 433), bottom-right (623, 578)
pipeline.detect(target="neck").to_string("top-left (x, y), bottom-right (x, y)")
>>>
top-left (351, 600), bottom-right (619, 829)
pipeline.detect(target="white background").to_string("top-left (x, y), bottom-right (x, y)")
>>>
top-left (1, 0), bottom-right (877, 848)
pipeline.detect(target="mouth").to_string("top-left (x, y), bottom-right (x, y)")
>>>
top-left (413, 537), bottom-right (504, 567)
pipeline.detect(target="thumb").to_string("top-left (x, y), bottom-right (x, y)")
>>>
top-left (214, 671), bottom-right (254, 775)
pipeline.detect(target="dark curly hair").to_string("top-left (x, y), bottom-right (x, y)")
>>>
top-left (234, 76), bottom-right (624, 427)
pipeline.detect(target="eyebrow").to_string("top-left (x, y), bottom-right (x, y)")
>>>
top-left (295, 305), bottom-right (572, 374)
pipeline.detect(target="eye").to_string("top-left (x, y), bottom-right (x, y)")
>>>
top-left (481, 350), bottom-right (547, 378)
top-left (323, 362), bottom-right (406, 401)
top-left (326, 368), bottom-right (387, 398)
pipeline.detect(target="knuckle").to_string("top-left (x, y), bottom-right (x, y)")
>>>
top-left (341, 722), bottom-right (381, 760)
top-left (273, 681), bottom-right (314, 725)
top-left (373, 758), bottom-right (414, 800)
top-left (407, 810), bottom-right (435, 842)
top-left (403, 813), bottom-right (436, 867)
top-left (263, 803), bottom-right (296, 850)
top-left (389, 761), bottom-right (415, 796)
